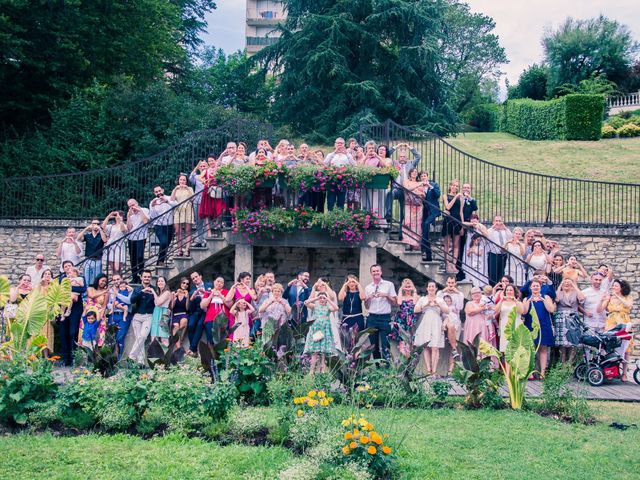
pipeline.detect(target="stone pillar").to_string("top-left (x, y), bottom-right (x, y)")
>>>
top-left (234, 244), bottom-right (253, 281)
top-left (359, 245), bottom-right (377, 286)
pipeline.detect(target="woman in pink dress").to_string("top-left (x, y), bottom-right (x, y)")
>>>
top-left (464, 286), bottom-right (495, 346)
top-left (199, 156), bottom-right (225, 236)
top-left (402, 168), bottom-right (425, 250)
top-left (200, 276), bottom-right (230, 344)
top-left (224, 272), bottom-right (257, 340)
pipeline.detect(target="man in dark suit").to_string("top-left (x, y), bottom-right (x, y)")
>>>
top-left (420, 172), bottom-right (440, 261)
top-left (187, 270), bottom-right (213, 354)
top-left (283, 271), bottom-right (311, 326)
top-left (456, 183), bottom-right (478, 280)
top-left (386, 143), bottom-right (421, 239)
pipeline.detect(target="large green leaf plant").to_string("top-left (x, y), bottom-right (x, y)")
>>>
top-left (479, 306), bottom-right (540, 409)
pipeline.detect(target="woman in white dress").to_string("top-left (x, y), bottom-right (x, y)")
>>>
top-left (310, 278), bottom-right (342, 352)
top-left (504, 227), bottom-right (526, 287)
top-left (414, 281), bottom-right (449, 375)
top-left (525, 240), bottom-right (552, 280)
top-left (494, 285), bottom-right (522, 353)
top-left (462, 214), bottom-right (489, 287)
top-left (102, 211), bottom-right (128, 275)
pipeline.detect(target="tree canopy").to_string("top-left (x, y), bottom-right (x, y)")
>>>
top-left (543, 15), bottom-right (639, 96)
top-left (0, 0), bottom-right (216, 132)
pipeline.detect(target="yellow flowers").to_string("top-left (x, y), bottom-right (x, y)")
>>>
top-left (297, 409), bottom-right (303, 417)
top-left (292, 390), bottom-right (334, 417)
top-left (340, 414), bottom-right (394, 463)
top-left (355, 383), bottom-right (372, 392)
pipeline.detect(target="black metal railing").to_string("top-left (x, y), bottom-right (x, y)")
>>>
top-left (359, 119), bottom-right (640, 228)
top-left (378, 179), bottom-right (535, 287)
top-left (73, 188), bottom-right (231, 283)
top-left (0, 119), bottom-right (272, 220)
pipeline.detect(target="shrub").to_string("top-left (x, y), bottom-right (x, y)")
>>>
top-left (606, 115), bottom-right (627, 129)
top-left (537, 364), bottom-right (594, 424)
top-left (430, 380), bottom-right (452, 401)
top-left (0, 355), bottom-right (57, 425)
top-left (224, 343), bottom-right (273, 405)
top-left (464, 104), bottom-right (500, 132)
top-left (617, 123), bottom-right (640, 137)
top-left (503, 94), bottom-right (604, 140)
top-left (601, 124), bottom-right (617, 138)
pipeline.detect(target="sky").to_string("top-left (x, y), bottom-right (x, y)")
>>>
top-left (201, 1), bottom-right (640, 89)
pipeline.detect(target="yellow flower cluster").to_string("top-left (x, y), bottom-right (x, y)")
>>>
top-left (355, 383), bottom-right (372, 393)
top-left (341, 415), bottom-right (393, 457)
top-left (293, 390), bottom-right (334, 416)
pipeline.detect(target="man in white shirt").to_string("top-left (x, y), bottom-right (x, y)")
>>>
top-left (324, 137), bottom-right (355, 211)
top-left (126, 198), bottom-right (150, 283)
top-left (486, 215), bottom-right (513, 286)
top-left (149, 186), bottom-right (177, 266)
top-left (219, 142), bottom-right (237, 166)
top-left (25, 254), bottom-right (50, 287)
top-left (55, 228), bottom-right (82, 272)
top-left (582, 272), bottom-right (607, 332)
top-left (364, 264), bottom-right (397, 360)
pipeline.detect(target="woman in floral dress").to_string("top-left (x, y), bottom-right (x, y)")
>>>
top-left (304, 292), bottom-right (338, 376)
top-left (402, 168), bottom-right (425, 250)
top-left (391, 278), bottom-right (419, 357)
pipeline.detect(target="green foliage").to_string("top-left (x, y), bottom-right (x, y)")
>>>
top-left (503, 94), bottom-right (604, 140)
top-left (453, 335), bottom-right (504, 409)
top-left (0, 1), bottom-right (216, 132)
top-left (537, 364), bottom-right (594, 424)
top-left (0, 354), bottom-right (57, 425)
top-left (601, 124), bottom-right (617, 138)
top-left (509, 64), bottom-right (549, 100)
top-left (224, 343), bottom-right (274, 405)
top-left (258, 0), bottom-right (457, 139)
top-left (543, 15), bottom-right (639, 96)
top-left (430, 380), bottom-right (451, 402)
top-left (555, 75), bottom-right (618, 97)
top-left (616, 123), bottom-right (640, 137)
top-left (463, 104), bottom-right (500, 131)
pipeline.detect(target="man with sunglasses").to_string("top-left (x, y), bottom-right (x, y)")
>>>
top-left (25, 254), bottom-right (50, 288)
top-left (77, 218), bottom-right (107, 286)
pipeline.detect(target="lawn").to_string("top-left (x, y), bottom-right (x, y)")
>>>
top-left (446, 132), bottom-right (640, 184)
top-left (3, 402), bottom-right (639, 480)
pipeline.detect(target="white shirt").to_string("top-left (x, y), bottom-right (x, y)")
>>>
top-left (486, 227), bottom-right (513, 254)
top-left (582, 286), bottom-right (606, 331)
top-left (25, 264), bottom-right (50, 287)
top-left (365, 279), bottom-right (397, 315)
top-left (149, 196), bottom-right (177, 226)
top-left (59, 241), bottom-right (82, 271)
top-left (324, 151), bottom-right (355, 167)
top-left (437, 289), bottom-right (464, 314)
top-left (127, 207), bottom-right (150, 241)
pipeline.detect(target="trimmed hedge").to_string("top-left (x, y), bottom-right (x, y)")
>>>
top-left (502, 94), bottom-right (604, 141)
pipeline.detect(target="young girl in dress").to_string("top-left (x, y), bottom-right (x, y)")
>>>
top-left (304, 292), bottom-right (338, 376)
top-left (441, 294), bottom-right (461, 374)
top-left (230, 299), bottom-right (255, 348)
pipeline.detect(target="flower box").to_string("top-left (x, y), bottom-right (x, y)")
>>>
top-left (365, 173), bottom-right (391, 189)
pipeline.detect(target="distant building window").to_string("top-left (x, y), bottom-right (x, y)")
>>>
top-left (246, 36), bottom-right (279, 46)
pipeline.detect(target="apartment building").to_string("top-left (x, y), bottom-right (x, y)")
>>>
top-left (245, 0), bottom-right (287, 55)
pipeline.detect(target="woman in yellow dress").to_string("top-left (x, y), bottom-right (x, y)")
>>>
top-left (602, 279), bottom-right (635, 381)
top-left (38, 269), bottom-right (54, 357)
top-left (171, 173), bottom-right (195, 257)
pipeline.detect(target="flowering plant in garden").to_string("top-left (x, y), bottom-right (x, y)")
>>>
top-left (214, 165), bottom-right (257, 194)
top-left (293, 389), bottom-right (334, 417)
top-left (340, 414), bottom-right (396, 478)
top-left (254, 161), bottom-right (283, 186)
top-left (233, 208), bottom-right (298, 240)
top-left (284, 165), bottom-right (396, 192)
top-left (324, 208), bottom-right (373, 245)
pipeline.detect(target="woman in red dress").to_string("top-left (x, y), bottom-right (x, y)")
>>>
top-left (199, 156), bottom-right (225, 236)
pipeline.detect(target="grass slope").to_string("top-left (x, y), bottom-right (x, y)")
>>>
top-left (446, 133), bottom-right (640, 184)
top-left (2, 402), bottom-right (639, 479)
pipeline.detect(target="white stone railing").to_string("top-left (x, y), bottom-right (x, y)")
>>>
top-left (607, 90), bottom-right (640, 108)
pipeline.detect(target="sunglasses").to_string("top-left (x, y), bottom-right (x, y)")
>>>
top-left (36, 259), bottom-right (44, 262)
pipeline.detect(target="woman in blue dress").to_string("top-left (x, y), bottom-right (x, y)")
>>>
top-left (519, 279), bottom-right (556, 378)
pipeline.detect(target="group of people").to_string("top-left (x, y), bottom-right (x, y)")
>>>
top-left (4, 258), bottom-right (635, 380)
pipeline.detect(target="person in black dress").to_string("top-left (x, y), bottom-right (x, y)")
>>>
top-left (456, 183), bottom-right (478, 280)
top-left (441, 180), bottom-right (464, 274)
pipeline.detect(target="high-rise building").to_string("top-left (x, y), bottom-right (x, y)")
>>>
top-left (245, 0), bottom-right (286, 55)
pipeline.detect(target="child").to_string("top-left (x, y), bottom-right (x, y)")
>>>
top-left (303, 292), bottom-right (338, 376)
top-left (441, 294), bottom-right (461, 374)
top-left (230, 299), bottom-right (255, 347)
top-left (480, 285), bottom-right (498, 348)
top-left (63, 268), bottom-right (84, 318)
top-left (81, 309), bottom-right (99, 348)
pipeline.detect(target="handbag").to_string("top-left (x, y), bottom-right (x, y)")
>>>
top-left (312, 331), bottom-right (325, 342)
top-left (4, 303), bottom-right (18, 319)
top-left (208, 185), bottom-right (223, 199)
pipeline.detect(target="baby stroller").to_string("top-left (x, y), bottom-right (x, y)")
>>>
top-left (570, 323), bottom-right (633, 386)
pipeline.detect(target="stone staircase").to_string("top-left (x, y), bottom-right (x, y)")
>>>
top-left (379, 238), bottom-right (474, 296)
top-left (155, 234), bottom-right (232, 282)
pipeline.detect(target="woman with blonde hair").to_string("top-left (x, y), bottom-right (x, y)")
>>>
top-left (392, 278), bottom-right (419, 357)
top-left (504, 227), bottom-right (526, 286)
top-left (171, 173), bottom-right (195, 257)
top-left (414, 281), bottom-right (449, 375)
top-left (441, 179), bottom-right (464, 273)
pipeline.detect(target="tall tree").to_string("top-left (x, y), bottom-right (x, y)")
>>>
top-left (438, 0), bottom-right (507, 113)
top-left (257, 0), bottom-right (456, 139)
top-left (509, 64), bottom-right (548, 100)
top-left (0, 0), bottom-right (216, 132)
top-left (543, 15), bottom-right (639, 96)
